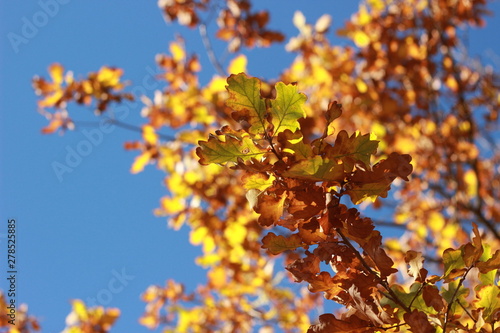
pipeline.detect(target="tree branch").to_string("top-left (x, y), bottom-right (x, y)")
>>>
top-left (199, 23), bottom-right (226, 77)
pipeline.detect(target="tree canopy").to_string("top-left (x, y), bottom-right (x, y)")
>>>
top-left (2, 0), bottom-right (500, 332)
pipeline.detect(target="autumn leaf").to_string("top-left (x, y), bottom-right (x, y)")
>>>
top-left (345, 152), bottom-right (413, 204)
top-left (197, 133), bottom-right (266, 165)
top-left (270, 82), bottom-right (307, 135)
top-left (282, 156), bottom-right (344, 182)
top-left (226, 73), bottom-right (267, 135)
top-left (261, 232), bottom-right (304, 254)
top-left (278, 130), bottom-right (312, 160)
top-left (477, 249), bottom-right (500, 274)
top-left (307, 313), bottom-right (372, 333)
top-left (442, 248), bottom-right (466, 281)
top-left (474, 285), bottom-right (500, 323)
top-left (242, 172), bottom-right (275, 191)
top-left (329, 130), bottom-right (379, 171)
top-left (462, 222), bottom-right (484, 267)
top-left (254, 192), bottom-right (286, 226)
top-left (403, 310), bottom-right (435, 333)
top-left (405, 250), bottom-right (425, 280)
top-left (422, 284), bottom-right (446, 312)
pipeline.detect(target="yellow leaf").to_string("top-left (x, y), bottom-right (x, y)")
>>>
top-left (227, 54), bottom-right (247, 74)
top-left (139, 314), bottom-right (158, 329)
top-left (142, 125), bottom-right (158, 145)
top-left (170, 41), bottom-right (185, 62)
top-left (131, 151), bottom-right (152, 174)
top-left (464, 169), bottom-right (478, 197)
top-left (429, 211), bottom-right (445, 233)
top-left (353, 30), bottom-right (371, 47)
top-left (224, 221), bottom-right (247, 247)
top-left (160, 196), bottom-right (185, 214)
top-left (72, 299), bottom-right (88, 321)
top-left (97, 66), bottom-right (123, 88)
top-left (242, 173), bottom-right (276, 191)
top-left (49, 63), bottom-right (64, 85)
top-left (208, 266), bottom-right (226, 289)
top-left (355, 78), bottom-right (368, 93)
top-left (38, 90), bottom-right (64, 108)
top-left (356, 5), bottom-right (372, 25)
top-left (445, 75), bottom-right (458, 92)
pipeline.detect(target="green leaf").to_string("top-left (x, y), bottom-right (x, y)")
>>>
top-left (474, 285), bottom-right (500, 322)
top-left (226, 73), bottom-right (267, 135)
top-left (197, 134), bottom-right (266, 165)
top-left (345, 182), bottom-right (392, 205)
top-left (330, 130), bottom-right (379, 171)
top-left (270, 82), bottom-right (306, 136)
top-left (261, 232), bottom-right (304, 254)
top-left (278, 130), bottom-right (312, 160)
top-left (442, 248), bottom-right (466, 281)
top-left (282, 156), bottom-right (344, 182)
top-left (242, 173), bottom-right (275, 191)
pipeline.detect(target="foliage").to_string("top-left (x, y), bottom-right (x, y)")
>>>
top-left (3, 0), bottom-right (498, 332)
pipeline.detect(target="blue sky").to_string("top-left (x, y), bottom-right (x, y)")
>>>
top-left (0, 1), bottom-right (499, 332)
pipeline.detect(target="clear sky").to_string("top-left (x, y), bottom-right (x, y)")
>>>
top-left (0, 1), bottom-right (499, 332)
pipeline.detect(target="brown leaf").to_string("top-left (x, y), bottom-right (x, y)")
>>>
top-left (261, 232), bottom-right (304, 254)
top-left (403, 310), bottom-right (435, 333)
top-left (254, 192), bottom-right (286, 226)
top-left (307, 313), bottom-right (374, 333)
top-left (422, 285), bottom-right (446, 312)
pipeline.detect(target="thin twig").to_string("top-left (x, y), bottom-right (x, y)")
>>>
top-left (443, 266), bottom-right (473, 332)
top-left (199, 23), bottom-right (226, 77)
top-left (73, 118), bottom-right (176, 141)
top-left (335, 228), bottom-right (411, 313)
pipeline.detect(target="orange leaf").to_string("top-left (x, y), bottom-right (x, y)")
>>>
top-left (261, 232), bottom-right (304, 254)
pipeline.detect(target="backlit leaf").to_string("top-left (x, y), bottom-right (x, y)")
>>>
top-left (242, 172), bottom-right (275, 191)
top-left (282, 156), bottom-right (344, 182)
top-left (474, 285), bottom-right (500, 322)
top-left (403, 310), bottom-right (434, 333)
top-left (270, 82), bottom-right (306, 135)
top-left (330, 130), bottom-right (379, 170)
top-left (197, 134), bottom-right (266, 165)
top-left (226, 73), bottom-right (267, 135)
top-left (254, 192), bottom-right (286, 226)
top-left (443, 248), bottom-right (466, 281)
top-left (261, 232), bottom-right (304, 254)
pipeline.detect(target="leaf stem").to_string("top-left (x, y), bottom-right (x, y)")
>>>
top-left (199, 23), bottom-right (226, 77)
top-left (335, 228), bottom-right (411, 313)
top-left (443, 266), bottom-right (473, 332)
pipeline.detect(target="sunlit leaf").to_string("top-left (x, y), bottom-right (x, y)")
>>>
top-left (197, 133), bottom-right (266, 165)
top-left (474, 285), bottom-right (500, 322)
top-left (330, 130), bottom-right (379, 171)
top-left (262, 232), bottom-right (304, 254)
top-left (226, 73), bottom-right (267, 135)
top-left (442, 248), bottom-right (466, 281)
top-left (270, 82), bottom-right (307, 135)
top-left (283, 156), bottom-right (344, 182)
top-left (242, 172), bottom-right (275, 191)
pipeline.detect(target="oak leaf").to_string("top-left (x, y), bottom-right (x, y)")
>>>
top-left (270, 82), bottom-right (307, 135)
top-left (283, 156), bottom-right (344, 182)
top-left (329, 130), bottom-right (379, 171)
top-left (226, 73), bottom-right (267, 135)
top-left (403, 310), bottom-right (435, 333)
top-left (197, 133), bottom-right (266, 165)
top-left (261, 232), bottom-right (304, 254)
